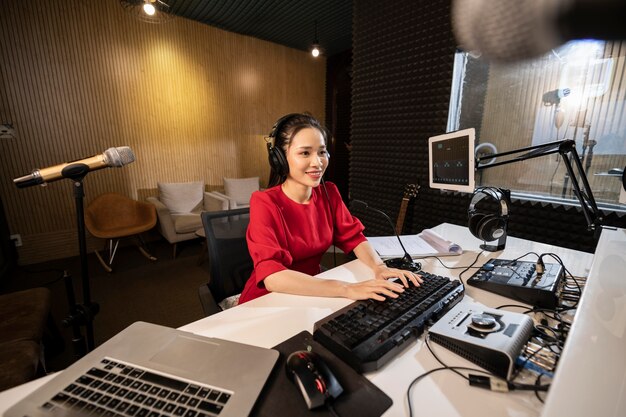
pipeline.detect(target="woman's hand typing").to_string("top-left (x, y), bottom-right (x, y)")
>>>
top-left (344, 279), bottom-right (406, 302)
top-left (373, 263), bottom-right (422, 288)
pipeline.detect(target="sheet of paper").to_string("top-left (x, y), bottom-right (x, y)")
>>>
top-left (366, 229), bottom-right (462, 258)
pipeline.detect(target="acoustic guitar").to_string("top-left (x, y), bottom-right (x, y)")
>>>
top-left (395, 183), bottom-right (419, 235)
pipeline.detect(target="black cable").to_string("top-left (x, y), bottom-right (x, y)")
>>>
top-left (326, 401), bottom-right (341, 417)
top-left (458, 251), bottom-right (485, 283)
top-left (407, 366), bottom-right (449, 417)
top-left (534, 374), bottom-right (546, 403)
top-left (494, 303), bottom-right (532, 310)
top-left (13, 265), bottom-right (66, 288)
top-left (406, 365), bottom-right (494, 417)
top-left (415, 252), bottom-right (485, 270)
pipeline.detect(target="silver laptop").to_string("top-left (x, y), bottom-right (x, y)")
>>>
top-left (6, 321), bottom-right (279, 417)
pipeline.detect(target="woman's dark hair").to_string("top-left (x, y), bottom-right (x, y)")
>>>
top-left (267, 113), bottom-right (329, 187)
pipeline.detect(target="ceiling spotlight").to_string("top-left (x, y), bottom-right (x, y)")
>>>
top-left (143, 1), bottom-right (156, 16)
top-left (120, 0), bottom-right (174, 24)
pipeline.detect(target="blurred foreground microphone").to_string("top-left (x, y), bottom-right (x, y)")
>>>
top-left (13, 146), bottom-right (135, 188)
top-left (350, 199), bottom-right (421, 272)
top-left (452, 0), bottom-right (626, 62)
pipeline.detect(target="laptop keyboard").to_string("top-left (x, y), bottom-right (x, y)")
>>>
top-left (41, 358), bottom-right (232, 417)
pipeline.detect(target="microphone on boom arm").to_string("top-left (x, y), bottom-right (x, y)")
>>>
top-left (350, 199), bottom-right (421, 272)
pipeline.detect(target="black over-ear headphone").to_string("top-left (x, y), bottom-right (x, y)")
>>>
top-left (468, 187), bottom-right (510, 243)
top-left (267, 113), bottom-right (299, 177)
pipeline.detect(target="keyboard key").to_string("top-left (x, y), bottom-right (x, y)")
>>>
top-left (51, 393), bottom-right (70, 404)
top-left (87, 368), bottom-right (108, 379)
top-left (184, 385), bottom-right (200, 395)
top-left (216, 393), bottom-right (230, 404)
top-left (77, 375), bottom-right (96, 386)
top-left (174, 406), bottom-right (188, 416)
top-left (140, 371), bottom-right (188, 391)
top-left (127, 404), bottom-right (140, 416)
top-left (198, 401), bottom-right (223, 415)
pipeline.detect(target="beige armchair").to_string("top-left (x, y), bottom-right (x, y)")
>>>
top-left (147, 181), bottom-right (230, 257)
top-left (211, 177), bottom-right (260, 209)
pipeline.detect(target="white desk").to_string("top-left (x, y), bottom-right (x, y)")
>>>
top-left (1, 223), bottom-right (624, 417)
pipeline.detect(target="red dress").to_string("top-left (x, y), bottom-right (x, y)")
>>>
top-left (239, 182), bottom-right (366, 304)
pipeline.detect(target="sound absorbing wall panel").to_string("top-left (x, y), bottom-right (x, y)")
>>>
top-left (351, 0), bottom-right (461, 236)
top-left (351, 0), bottom-right (621, 253)
top-left (0, 0), bottom-right (325, 264)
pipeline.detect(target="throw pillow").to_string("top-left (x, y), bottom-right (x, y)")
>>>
top-left (158, 181), bottom-right (204, 215)
top-left (223, 177), bottom-right (259, 206)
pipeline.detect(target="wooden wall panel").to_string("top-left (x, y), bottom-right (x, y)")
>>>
top-left (0, 0), bottom-right (326, 264)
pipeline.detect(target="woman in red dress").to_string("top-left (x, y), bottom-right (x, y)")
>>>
top-left (239, 113), bottom-right (420, 304)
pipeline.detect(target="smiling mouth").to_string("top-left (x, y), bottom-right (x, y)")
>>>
top-left (307, 171), bottom-right (323, 178)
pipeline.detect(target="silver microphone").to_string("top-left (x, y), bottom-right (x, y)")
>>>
top-left (13, 146), bottom-right (135, 188)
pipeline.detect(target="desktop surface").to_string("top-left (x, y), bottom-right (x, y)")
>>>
top-left (2, 223), bottom-right (624, 417)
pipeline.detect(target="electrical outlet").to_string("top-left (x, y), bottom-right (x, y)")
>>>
top-left (0, 124), bottom-right (16, 139)
top-left (10, 234), bottom-right (22, 247)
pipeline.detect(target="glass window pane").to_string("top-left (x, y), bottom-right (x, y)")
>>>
top-left (449, 40), bottom-right (626, 211)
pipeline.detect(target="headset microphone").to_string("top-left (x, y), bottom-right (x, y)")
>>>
top-left (351, 199), bottom-right (421, 272)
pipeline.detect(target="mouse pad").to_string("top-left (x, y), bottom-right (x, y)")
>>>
top-left (250, 331), bottom-right (392, 417)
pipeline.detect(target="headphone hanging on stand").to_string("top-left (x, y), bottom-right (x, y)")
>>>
top-left (468, 187), bottom-right (510, 251)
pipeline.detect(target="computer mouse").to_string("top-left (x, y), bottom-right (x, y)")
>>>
top-left (285, 350), bottom-right (344, 409)
top-left (482, 262), bottom-right (495, 271)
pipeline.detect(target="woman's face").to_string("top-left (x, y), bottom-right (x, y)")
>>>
top-left (285, 127), bottom-right (329, 188)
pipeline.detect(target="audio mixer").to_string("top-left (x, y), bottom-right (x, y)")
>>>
top-left (467, 258), bottom-right (564, 308)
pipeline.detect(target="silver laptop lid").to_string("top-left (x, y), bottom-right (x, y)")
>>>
top-left (6, 321), bottom-right (279, 417)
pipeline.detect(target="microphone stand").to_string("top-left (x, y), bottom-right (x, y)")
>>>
top-left (351, 200), bottom-right (421, 272)
top-left (58, 170), bottom-right (100, 358)
top-left (476, 139), bottom-right (603, 235)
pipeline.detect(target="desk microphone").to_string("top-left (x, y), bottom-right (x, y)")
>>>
top-left (350, 199), bottom-right (421, 272)
top-left (13, 146), bottom-right (135, 188)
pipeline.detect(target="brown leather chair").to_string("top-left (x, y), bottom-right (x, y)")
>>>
top-left (85, 193), bottom-right (157, 272)
top-left (0, 287), bottom-right (57, 390)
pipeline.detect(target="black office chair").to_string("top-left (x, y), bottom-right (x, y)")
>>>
top-left (198, 207), bottom-right (253, 316)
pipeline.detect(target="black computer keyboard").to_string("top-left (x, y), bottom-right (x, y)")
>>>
top-left (313, 272), bottom-right (464, 373)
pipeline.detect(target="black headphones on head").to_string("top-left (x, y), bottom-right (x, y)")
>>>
top-left (468, 187), bottom-right (510, 243)
top-left (267, 113), bottom-right (299, 177)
